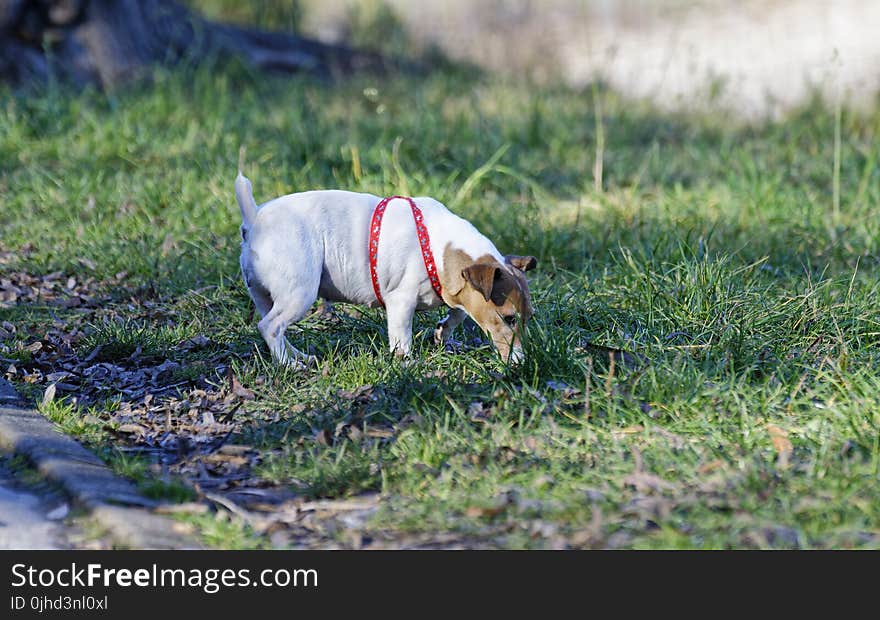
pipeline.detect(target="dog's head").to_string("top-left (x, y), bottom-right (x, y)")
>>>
top-left (442, 246), bottom-right (537, 363)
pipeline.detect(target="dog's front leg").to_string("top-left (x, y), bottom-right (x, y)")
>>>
top-left (384, 294), bottom-right (418, 358)
top-left (434, 307), bottom-right (466, 347)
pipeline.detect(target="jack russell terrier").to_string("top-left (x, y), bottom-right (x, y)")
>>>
top-left (235, 172), bottom-right (537, 368)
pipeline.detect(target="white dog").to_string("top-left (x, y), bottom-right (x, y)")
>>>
top-left (235, 172), bottom-right (536, 367)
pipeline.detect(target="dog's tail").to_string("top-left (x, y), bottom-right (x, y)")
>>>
top-left (235, 171), bottom-right (258, 228)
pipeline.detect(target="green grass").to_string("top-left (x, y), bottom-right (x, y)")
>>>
top-left (2, 62), bottom-right (880, 548)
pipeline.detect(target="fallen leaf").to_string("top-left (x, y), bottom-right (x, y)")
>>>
top-left (767, 424), bottom-right (793, 468)
top-left (364, 427), bottom-right (394, 438)
top-left (465, 504), bottom-right (507, 519)
top-left (181, 334), bottom-right (211, 350)
top-left (546, 380), bottom-right (581, 399)
top-left (577, 341), bottom-right (646, 370)
top-left (218, 444), bottom-right (254, 456)
top-left (77, 257), bottom-right (97, 270)
top-left (651, 426), bottom-right (686, 449)
top-left (624, 472), bottom-right (676, 493)
top-left (116, 423), bottom-right (148, 435)
top-left (46, 503), bottom-right (69, 520)
top-left (203, 453), bottom-right (249, 467)
top-left (697, 459), bottom-right (725, 475)
top-left (623, 496), bottom-right (673, 521)
top-left (337, 384), bottom-right (374, 400)
top-left (227, 368), bottom-right (255, 400)
top-left (612, 425), bottom-right (644, 439)
top-left (155, 503), bottom-right (210, 515)
top-left (161, 234), bottom-right (177, 255)
top-left (41, 383), bottom-right (56, 408)
top-left (468, 401), bottom-right (490, 423)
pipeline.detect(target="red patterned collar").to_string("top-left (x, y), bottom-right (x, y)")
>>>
top-left (368, 196), bottom-right (442, 307)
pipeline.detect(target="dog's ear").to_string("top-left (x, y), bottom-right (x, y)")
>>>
top-left (505, 255), bottom-right (538, 272)
top-left (462, 264), bottom-right (500, 302)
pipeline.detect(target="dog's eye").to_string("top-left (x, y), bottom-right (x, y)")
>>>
top-left (503, 315), bottom-right (517, 326)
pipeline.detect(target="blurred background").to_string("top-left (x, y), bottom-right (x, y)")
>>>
top-left (194, 0), bottom-right (880, 118)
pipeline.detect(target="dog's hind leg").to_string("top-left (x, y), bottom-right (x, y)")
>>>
top-left (247, 280), bottom-right (273, 318)
top-left (258, 288), bottom-right (319, 368)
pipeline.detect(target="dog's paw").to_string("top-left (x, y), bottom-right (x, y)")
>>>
top-left (280, 358), bottom-right (308, 371)
top-left (442, 338), bottom-right (464, 353)
top-left (280, 344), bottom-right (319, 369)
top-left (433, 323), bottom-right (456, 347)
top-left (278, 354), bottom-right (318, 371)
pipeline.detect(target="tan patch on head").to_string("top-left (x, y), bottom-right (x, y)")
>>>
top-left (440, 244), bottom-right (535, 360)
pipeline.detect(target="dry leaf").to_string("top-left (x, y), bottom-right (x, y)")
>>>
top-left (203, 453), bottom-right (249, 467)
top-left (613, 425), bottom-right (644, 439)
top-left (468, 401), bottom-right (490, 423)
top-left (465, 504), bottom-right (507, 518)
top-left (767, 423), bottom-right (793, 467)
top-left (651, 426), bottom-right (686, 448)
top-left (41, 383), bottom-right (56, 408)
top-left (347, 425), bottom-right (363, 442)
top-left (45, 371), bottom-right (73, 382)
top-left (364, 427), bottom-right (394, 438)
top-left (218, 444), bottom-right (254, 456)
top-left (116, 423), bottom-right (148, 435)
top-left (697, 459), bottom-right (725, 475)
top-left (337, 384), bottom-right (374, 400)
top-left (181, 334), bottom-right (210, 350)
top-left (227, 368), bottom-right (255, 400)
top-left (46, 503), bottom-right (69, 520)
top-left (155, 503), bottom-right (210, 515)
top-left (624, 472), bottom-right (676, 493)
top-left (623, 496), bottom-right (673, 521)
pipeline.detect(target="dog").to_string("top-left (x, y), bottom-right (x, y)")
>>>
top-left (235, 172), bottom-right (537, 367)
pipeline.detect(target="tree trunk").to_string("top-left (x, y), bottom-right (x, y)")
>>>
top-left (0, 0), bottom-right (387, 88)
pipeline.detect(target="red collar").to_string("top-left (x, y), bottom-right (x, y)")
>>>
top-left (369, 196), bottom-right (442, 307)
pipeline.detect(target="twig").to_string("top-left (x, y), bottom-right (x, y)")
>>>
top-left (605, 351), bottom-right (615, 401)
top-left (832, 88), bottom-right (842, 231)
top-left (592, 82), bottom-right (605, 193)
top-left (204, 492), bottom-right (264, 528)
top-left (584, 356), bottom-right (593, 420)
